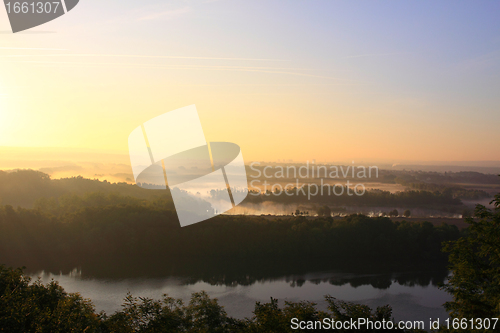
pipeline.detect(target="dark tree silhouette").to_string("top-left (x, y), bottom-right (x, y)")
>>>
top-left (442, 190), bottom-right (500, 319)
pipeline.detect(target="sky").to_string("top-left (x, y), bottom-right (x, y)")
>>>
top-left (0, 0), bottom-right (499, 164)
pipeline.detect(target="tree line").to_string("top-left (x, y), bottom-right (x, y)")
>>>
top-left (246, 186), bottom-right (464, 211)
top-left (0, 170), bottom-right (168, 209)
top-left (0, 193), bottom-right (461, 271)
top-left (0, 170), bottom-right (490, 214)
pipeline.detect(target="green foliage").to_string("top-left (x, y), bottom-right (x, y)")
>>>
top-left (184, 291), bottom-right (237, 332)
top-left (242, 298), bottom-right (326, 333)
top-left (442, 192), bottom-right (500, 320)
top-left (0, 265), bottom-right (100, 332)
top-left (325, 296), bottom-right (416, 332)
top-left (102, 291), bottom-right (240, 333)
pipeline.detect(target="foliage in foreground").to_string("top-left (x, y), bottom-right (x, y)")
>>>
top-left (0, 266), bottom-right (99, 332)
top-left (442, 191), bottom-right (500, 321)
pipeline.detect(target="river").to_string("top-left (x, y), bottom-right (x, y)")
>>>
top-left (29, 265), bottom-right (451, 325)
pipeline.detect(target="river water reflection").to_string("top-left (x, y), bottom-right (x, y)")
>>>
top-left (30, 265), bottom-right (451, 324)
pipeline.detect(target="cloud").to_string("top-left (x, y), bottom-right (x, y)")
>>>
top-left (138, 6), bottom-right (191, 21)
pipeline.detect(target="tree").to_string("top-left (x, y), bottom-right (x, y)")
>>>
top-left (0, 265), bottom-right (101, 332)
top-left (389, 209), bottom-right (399, 217)
top-left (325, 296), bottom-right (424, 332)
top-left (403, 210), bottom-right (411, 218)
top-left (316, 205), bottom-right (331, 217)
top-left (185, 291), bottom-right (234, 332)
top-left (442, 190), bottom-right (500, 319)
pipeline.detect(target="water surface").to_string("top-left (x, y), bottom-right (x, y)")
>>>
top-left (30, 266), bottom-right (451, 324)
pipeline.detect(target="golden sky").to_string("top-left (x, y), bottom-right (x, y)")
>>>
top-left (1, 0), bottom-right (499, 164)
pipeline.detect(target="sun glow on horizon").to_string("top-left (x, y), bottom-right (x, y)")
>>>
top-left (0, 1), bottom-right (499, 162)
